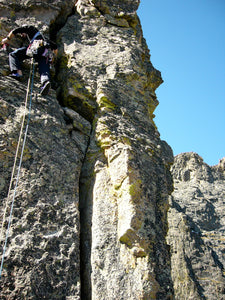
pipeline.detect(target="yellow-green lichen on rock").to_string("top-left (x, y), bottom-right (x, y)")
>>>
top-left (0, 1), bottom-right (176, 299)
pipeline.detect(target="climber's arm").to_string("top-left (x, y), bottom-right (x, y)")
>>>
top-left (1, 31), bottom-right (14, 44)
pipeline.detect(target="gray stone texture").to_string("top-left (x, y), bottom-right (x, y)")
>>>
top-left (0, 1), bottom-right (173, 298)
top-left (167, 152), bottom-right (225, 300)
top-left (57, 1), bottom-right (173, 299)
top-left (0, 0), bottom-right (224, 299)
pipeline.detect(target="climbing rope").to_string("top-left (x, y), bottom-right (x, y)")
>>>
top-left (0, 58), bottom-right (35, 279)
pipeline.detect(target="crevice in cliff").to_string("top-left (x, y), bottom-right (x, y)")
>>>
top-left (78, 121), bottom-right (105, 300)
top-left (49, 8), bottom-right (95, 298)
top-left (78, 142), bottom-right (95, 300)
top-left (49, 6), bottom-right (75, 42)
top-left (53, 15), bottom-right (98, 122)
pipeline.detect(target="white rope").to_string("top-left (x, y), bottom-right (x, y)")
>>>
top-left (0, 60), bottom-right (34, 238)
top-left (0, 58), bottom-right (35, 279)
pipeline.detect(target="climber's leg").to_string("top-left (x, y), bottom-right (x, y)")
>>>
top-left (9, 47), bottom-right (28, 76)
top-left (38, 56), bottom-right (51, 95)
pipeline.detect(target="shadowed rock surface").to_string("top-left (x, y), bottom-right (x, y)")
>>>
top-left (0, 1), bottom-right (224, 299)
top-left (167, 152), bottom-right (225, 300)
top-left (0, 1), bottom-right (173, 299)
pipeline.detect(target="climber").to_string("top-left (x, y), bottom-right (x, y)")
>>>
top-left (1, 24), bottom-right (58, 96)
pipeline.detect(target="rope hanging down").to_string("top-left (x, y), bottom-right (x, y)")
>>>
top-left (0, 58), bottom-right (35, 279)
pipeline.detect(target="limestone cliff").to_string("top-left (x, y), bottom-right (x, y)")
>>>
top-left (167, 153), bottom-right (225, 300)
top-left (0, 1), bottom-right (174, 299)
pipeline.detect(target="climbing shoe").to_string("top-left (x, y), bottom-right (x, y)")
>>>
top-left (40, 81), bottom-right (51, 96)
top-left (10, 73), bottom-right (22, 80)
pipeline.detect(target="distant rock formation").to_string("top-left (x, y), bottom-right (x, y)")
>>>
top-left (167, 152), bottom-right (225, 300)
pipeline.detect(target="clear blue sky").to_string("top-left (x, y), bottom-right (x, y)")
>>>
top-left (138, 0), bottom-right (225, 166)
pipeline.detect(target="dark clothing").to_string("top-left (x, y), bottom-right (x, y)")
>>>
top-left (9, 25), bottom-right (57, 84)
top-left (12, 25), bottom-right (42, 42)
top-left (11, 25), bottom-right (57, 50)
top-left (9, 47), bottom-right (50, 84)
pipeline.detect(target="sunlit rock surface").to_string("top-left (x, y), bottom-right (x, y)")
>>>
top-left (0, 1), bottom-right (224, 299)
top-left (167, 152), bottom-right (225, 300)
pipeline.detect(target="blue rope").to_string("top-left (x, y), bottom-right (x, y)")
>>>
top-left (0, 59), bottom-right (35, 279)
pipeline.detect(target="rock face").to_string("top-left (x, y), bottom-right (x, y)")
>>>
top-left (0, 1), bottom-right (224, 300)
top-left (0, 0), bottom-right (174, 299)
top-left (167, 152), bottom-right (225, 300)
top-left (0, 79), bottom-right (84, 299)
top-left (57, 2), bottom-right (173, 299)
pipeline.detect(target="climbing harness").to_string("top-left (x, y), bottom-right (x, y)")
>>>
top-left (0, 58), bottom-right (36, 279)
top-left (26, 31), bottom-right (54, 61)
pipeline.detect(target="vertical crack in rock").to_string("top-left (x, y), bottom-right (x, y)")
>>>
top-left (0, 0), bottom-right (182, 299)
top-left (57, 1), bottom-right (174, 299)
